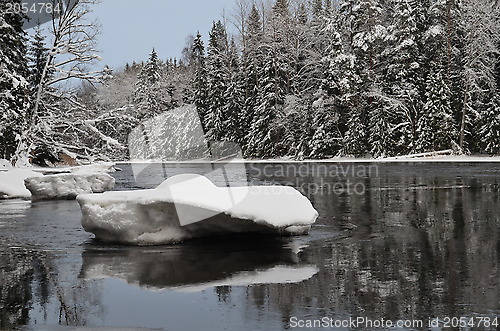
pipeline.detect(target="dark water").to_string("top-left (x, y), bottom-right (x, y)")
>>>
top-left (0, 162), bottom-right (499, 330)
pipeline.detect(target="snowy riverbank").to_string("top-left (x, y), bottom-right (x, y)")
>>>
top-left (0, 162), bottom-right (116, 200)
top-left (126, 154), bottom-right (500, 164)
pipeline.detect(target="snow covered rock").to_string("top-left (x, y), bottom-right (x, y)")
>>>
top-left (0, 169), bottom-right (44, 199)
top-left (25, 173), bottom-right (115, 201)
top-left (77, 174), bottom-right (318, 245)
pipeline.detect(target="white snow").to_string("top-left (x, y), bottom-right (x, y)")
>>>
top-left (0, 162), bottom-right (116, 200)
top-left (0, 170), bottom-right (43, 199)
top-left (30, 162), bottom-right (116, 175)
top-left (70, 162), bottom-right (116, 174)
top-left (25, 173), bottom-right (115, 201)
top-left (77, 174), bottom-right (319, 245)
top-left (122, 154), bottom-right (500, 165)
top-left (0, 159), bottom-right (13, 169)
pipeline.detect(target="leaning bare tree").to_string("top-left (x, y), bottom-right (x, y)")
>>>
top-left (14, 0), bottom-right (129, 165)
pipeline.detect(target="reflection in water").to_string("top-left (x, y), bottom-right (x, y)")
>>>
top-left (80, 237), bottom-right (317, 292)
top-left (242, 163), bottom-right (500, 328)
top-left (0, 163), bottom-right (499, 330)
top-left (0, 248), bottom-right (103, 329)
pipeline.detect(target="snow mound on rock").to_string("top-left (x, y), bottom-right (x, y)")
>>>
top-left (25, 173), bottom-right (115, 201)
top-left (0, 169), bottom-right (43, 199)
top-left (77, 174), bottom-right (318, 245)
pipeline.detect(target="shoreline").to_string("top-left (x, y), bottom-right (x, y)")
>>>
top-left (123, 155), bottom-right (500, 164)
top-left (2, 155), bottom-right (500, 171)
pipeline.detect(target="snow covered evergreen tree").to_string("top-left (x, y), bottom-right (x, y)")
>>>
top-left (382, 0), bottom-right (428, 155)
top-left (223, 38), bottom-right (245, 144)
top-left (134, 49), bottom-right (163, 119)
top-left (478, 95), bottom-right (500, 154)
top-left (307, 7), bottom-right (344, 159)
top-left (411, 0), bottom-right (463, 153)
top-left (423, 0), bottom-right (464, 150)
top-left (461, 0), bottom-right (500, 152)
top-left (240, 4), bottom-right (264, 148)
top-left (245, 0), bottom-right (290, 158)
top-left (192, 32), bottom-right (209, 132)
top-left (416, 66), bottom-right (457, 152)
top-left (245, 48), bottom-right (286, 158)
top-left (28, 25), bottom-right (50, 94)
top-left (0, 0), bottom-right (30, 161)
top-left (205, 21), bottom-right (229, 142)
top-left (333, 0), bottom-right (385, 156)
top-left (27, 24), bottom-right (55, 120)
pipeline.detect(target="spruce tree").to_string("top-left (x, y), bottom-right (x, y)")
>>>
top-left (382, 0), bottom-right (428, 154)
top-left (240, 4), bottom-right (264, 148)
top-left (478, 95), bottom-right (500, 154)
top-left (27, 24), bottom-right (53, 118)
top-left (28, 25), bottom-right (50, 93)
top-left (335, 0), bottom-right (385, 156)
top-left (245, 48), bottom-right (286, 158)
top-left (192, 32), bottom-right (209, 132)
top-left (134, 49), bottom-right (162, 119)
top-left (416, 67), bottom-right (457, 152)
top-left (0, 0), bottom-right (30, 160)
top-left (205, 21), bottom-right (229, 142)
top-left (461, 0), bottom-right (499, 152)
top-left (223, 38), bottom-right (245, 144)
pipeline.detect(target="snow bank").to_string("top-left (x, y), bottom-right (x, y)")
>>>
top-left (25, 173), bottom-right (115, 201)
top-left (0, 169), bottom-right (43, 199)
top-left (0, 159), bottom-right (13, 169)
top-left (77, 174), bottom-right (318, 245)
top-left (70, 162), bottom-right (116, 174)
top-left (30, 162), bottom-right (116, 175)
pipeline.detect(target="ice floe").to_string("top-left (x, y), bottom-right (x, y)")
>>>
top-left (77, 174), bottom-right (318, 245)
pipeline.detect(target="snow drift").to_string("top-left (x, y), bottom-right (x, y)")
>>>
top-left (25, 173), bottom-right (115, 201)
top-left (0, 169), bottom-right (44, 199)
top-left (77, 174), bottom-right (318, 245)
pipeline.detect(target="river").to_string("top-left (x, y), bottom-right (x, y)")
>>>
top-left (0, 162), bottom-right (498, 330)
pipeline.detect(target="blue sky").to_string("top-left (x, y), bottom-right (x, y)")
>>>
top-left (89, 0), bottom-right (237, 70)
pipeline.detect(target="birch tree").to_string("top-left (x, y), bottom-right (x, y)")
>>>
top-left (14, 0), bottom-right (118, 163)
